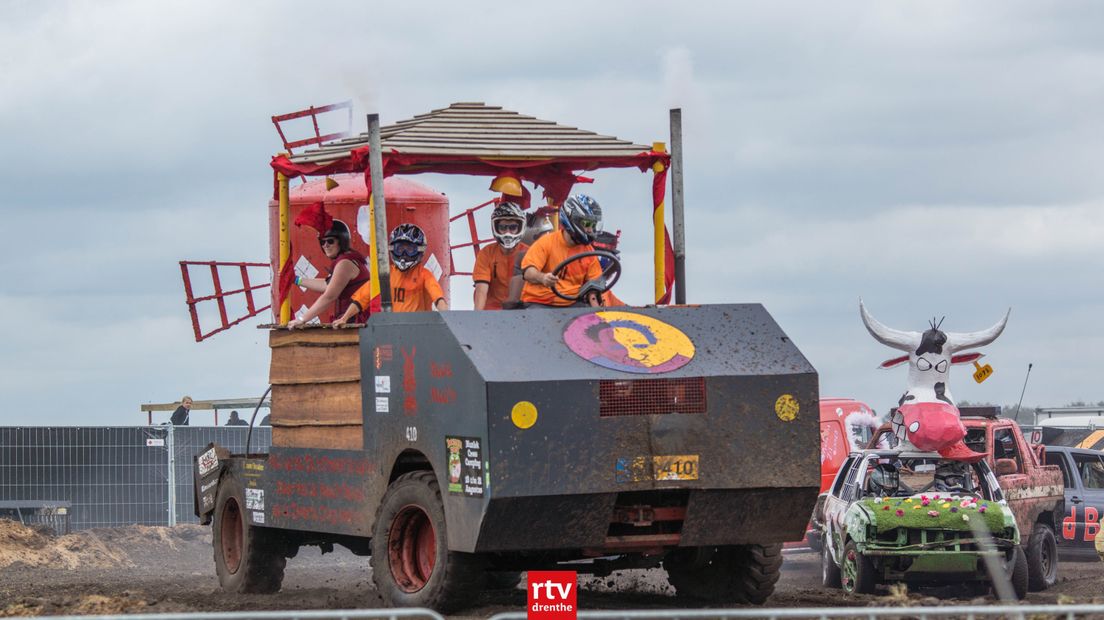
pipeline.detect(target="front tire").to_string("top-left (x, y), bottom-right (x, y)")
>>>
top-left (1026, 523), bottom-right (1058, 591)
top-left (821, 544), bottom-right (841, 589)
top-left (1008, 545), bottom-right (1029, 600)
top-left (212, 470), bottom-right (289, 593)
top-left (841, 540), bottom-right (875, 595)
top-left (370, 471), bottom-right (485, 612)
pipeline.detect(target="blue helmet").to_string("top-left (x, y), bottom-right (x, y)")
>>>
top-left (559, 194), bottom-right (603, 245)
top-left (389, 223), bottom-right (427, 271)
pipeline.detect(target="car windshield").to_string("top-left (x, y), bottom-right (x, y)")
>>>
top-left (860, 455), bottom-right (987, 500)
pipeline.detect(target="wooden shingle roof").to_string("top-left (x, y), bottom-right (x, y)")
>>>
top-left (290, 102), bottom-right (653, 165)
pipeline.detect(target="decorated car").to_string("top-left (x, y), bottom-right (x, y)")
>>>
top-left (819, 449), bottom-right (1027, 598)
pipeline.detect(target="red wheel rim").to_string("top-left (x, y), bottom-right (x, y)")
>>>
top-left (220, 497), bottom-right (243, 574)
top-left (388, 504), bottom-right (437, 593)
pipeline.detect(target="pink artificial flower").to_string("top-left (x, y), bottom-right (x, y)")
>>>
top-left (896, 509), bottom-right (905, 517)
top-left (979, 506), bottom-right (987, 513)
top-left (928, 510), bottom-right (940, 517)
top-left (921, 499), bottom-right (931, 506)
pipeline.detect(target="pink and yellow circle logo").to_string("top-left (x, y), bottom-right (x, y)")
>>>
top-left (563, 311), bottom-right (695, 374)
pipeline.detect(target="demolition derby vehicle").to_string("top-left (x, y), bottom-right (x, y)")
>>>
top-left (189, 102), bottom-right (820, 611)
top-left (818, 449), bottom-right (1026, 598)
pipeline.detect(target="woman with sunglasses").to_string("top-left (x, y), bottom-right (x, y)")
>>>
top-left (287, 218), bottom-right (371, 329)
top-left (520, 194), bottom-right (605, 308)
top-left (473, 201), bottom-right (527, 310)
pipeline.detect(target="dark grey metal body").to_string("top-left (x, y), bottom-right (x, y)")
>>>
top-left (206, 304), bottom-right (820, 557)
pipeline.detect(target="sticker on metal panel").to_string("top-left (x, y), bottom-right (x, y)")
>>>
top-left (197, 447), bottom-right (219, 477)
top-left (375, 397), bottom-right (390, 413)
top-left (446, 436), bottom-right (484, 497)
top-left (563, 311), bottom-right (695, 374)
top-left (616, 455), bottom-right (699, 482)
top-left (245, 488), bottom-right (264, 511)
top-left (654, 455), bottom-right (699, 481)
top-left (775, 394), bottom-right (799, 422)
top-left (146, 438), bottom-right (165, 447)
top-left (511, 401), bottom-right (538, 429)
top-left (375, 375), bottom-right (391, 393)
top-left (251, 510), bottom-right (265, 525)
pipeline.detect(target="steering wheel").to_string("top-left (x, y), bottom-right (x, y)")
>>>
top-left (549, 250), bottom-right (622, 303)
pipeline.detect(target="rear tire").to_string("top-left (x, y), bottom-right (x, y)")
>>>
top-left (1026, 523), bottom-right (1058, 591)
top-left (212, 470), bottom-right (289, 593)
top-left (664, 543), bottom-right (782, 605)
top-left (841, 540), bottom-right (876, 595)
top-left (370, 471), bottom-right (485, 612)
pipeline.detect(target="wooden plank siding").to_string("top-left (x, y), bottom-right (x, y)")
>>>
top-left (269, 329), bottom-right (363, 450)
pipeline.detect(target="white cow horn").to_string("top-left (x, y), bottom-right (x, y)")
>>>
top-left (860, 298), bottom-right (918, 352)
top-left (946, 308), bottom-right (1011, 353)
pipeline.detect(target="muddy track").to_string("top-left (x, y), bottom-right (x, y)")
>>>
top-left (1, 524), bottom-right (1101, 617)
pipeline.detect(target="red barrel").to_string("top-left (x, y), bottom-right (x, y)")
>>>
top-left (268, 174), bottom-right (451, 318)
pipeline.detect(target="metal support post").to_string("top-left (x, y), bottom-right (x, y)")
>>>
top-left (670, 108), bottom-right (687, 304)
top-left (166, 425), bottom-right (177, 527)
top-left (368, 113), bottom-right (393, 311)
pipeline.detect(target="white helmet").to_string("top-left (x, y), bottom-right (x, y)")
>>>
top-left (491, 202), bottom-right (526, 250)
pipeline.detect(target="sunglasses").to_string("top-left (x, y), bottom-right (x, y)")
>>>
top-left (320, 238), bottom-right (339, 247)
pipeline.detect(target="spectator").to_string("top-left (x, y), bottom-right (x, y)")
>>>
top-left (169, 396), bottom-right (193, 426)
top-left (225, 410), bottom-right (248, 426)
top-left (259, 414), bottom-right (271, 426)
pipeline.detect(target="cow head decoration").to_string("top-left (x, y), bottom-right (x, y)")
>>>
top-left (860, 299), bottom-right (1010, 462)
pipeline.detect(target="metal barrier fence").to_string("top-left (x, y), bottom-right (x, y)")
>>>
top-left (488, 605), bottom-right (1104, 619)
top-left (0, 426), bottom-right (270, 530)
top-left (37, 610), bottom-right (443, 620)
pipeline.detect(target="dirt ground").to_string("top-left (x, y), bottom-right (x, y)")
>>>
top-left (1, 521), bottom-right (1103, 618)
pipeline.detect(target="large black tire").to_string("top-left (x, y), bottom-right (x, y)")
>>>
top-left (821, 544), bottom-right (841, 589)
top-left (1008, 545), bottom-right (1029, 600)
top-left (1026, 523), bottom-right (1058, 591)
top-left (664, 543), bottom-right (783, 605)
top-left (841, 540), bottom-right (876, 595)
top-left (370, 471), bottom-right (485, 612)
top-left (212, 471), bottom-right (288, 593)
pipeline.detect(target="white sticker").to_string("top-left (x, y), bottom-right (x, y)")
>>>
top-left (294, 255), bottom-right (320, 289)
top-left (356, 205), bottom-right (372, 245)
top-left (376, 397), bottom-right (390, 413)
top-left (146, 438), bottom-right (165, 447)
top-left (375, 375), bottom-right (391, 394)
top-left (424, 253), bottom-right (443, 281)
top-left (245, 488), bottom-right (264, 510)
top-left (197, 448), bottom-right (219, 477)
top-left (251, 511), bottom-right (265, 525)
top-left (405, 426), bottom-right (418, 442)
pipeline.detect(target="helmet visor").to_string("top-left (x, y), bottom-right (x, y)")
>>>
top-left (577, 217), bottom-right (601, 233)
top-left (494, 219), bottom-right (523, 235)
top-left (391, 241), bottom-right (421, 258)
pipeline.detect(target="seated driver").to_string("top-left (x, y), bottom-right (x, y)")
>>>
top-left (867, 463), bottom-right (900, 498)
top-left (520, 194), bottom-right (605, 308)
top-left (335, 223), bottom-right (447, 326)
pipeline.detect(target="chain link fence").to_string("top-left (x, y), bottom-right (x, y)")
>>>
top-left (0, 426), bottom-right (270, 530)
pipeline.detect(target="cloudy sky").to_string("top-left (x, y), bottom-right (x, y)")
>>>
top-left (2, 1), bottom-right (1102, 426)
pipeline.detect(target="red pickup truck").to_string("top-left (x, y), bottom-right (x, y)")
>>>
top-left (868, 406), bottom-right (1064, 591)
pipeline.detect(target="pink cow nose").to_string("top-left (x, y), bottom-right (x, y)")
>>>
top-left (899, 402), bottom-right (965, 452)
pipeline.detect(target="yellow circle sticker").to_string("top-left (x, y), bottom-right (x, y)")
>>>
top-left (511, 401), bottom-right (538, 429)
top-left (775, 394), bottom-right (799, 422)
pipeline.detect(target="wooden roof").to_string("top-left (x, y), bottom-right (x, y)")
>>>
top-left (290, 102), bottom-right (653, 165)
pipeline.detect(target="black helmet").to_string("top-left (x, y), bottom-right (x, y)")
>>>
top-left (491, 202), bottom-right (526, 250)
top-left (867, 463), bottom-right (899, 497)
top-left (389, 223), bottom-right (427, 271)
top-left (320, 219), bottom-right (351, 253)
top-left (559, 194), bottom-right (603, 245)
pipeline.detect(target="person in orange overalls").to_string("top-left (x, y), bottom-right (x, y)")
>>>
top-left (473, 202), bottom-right (527, 310)
top-left (334, 224), bottom-right (447, 326)
top-left (521, 194), bottom-right (604, 308)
